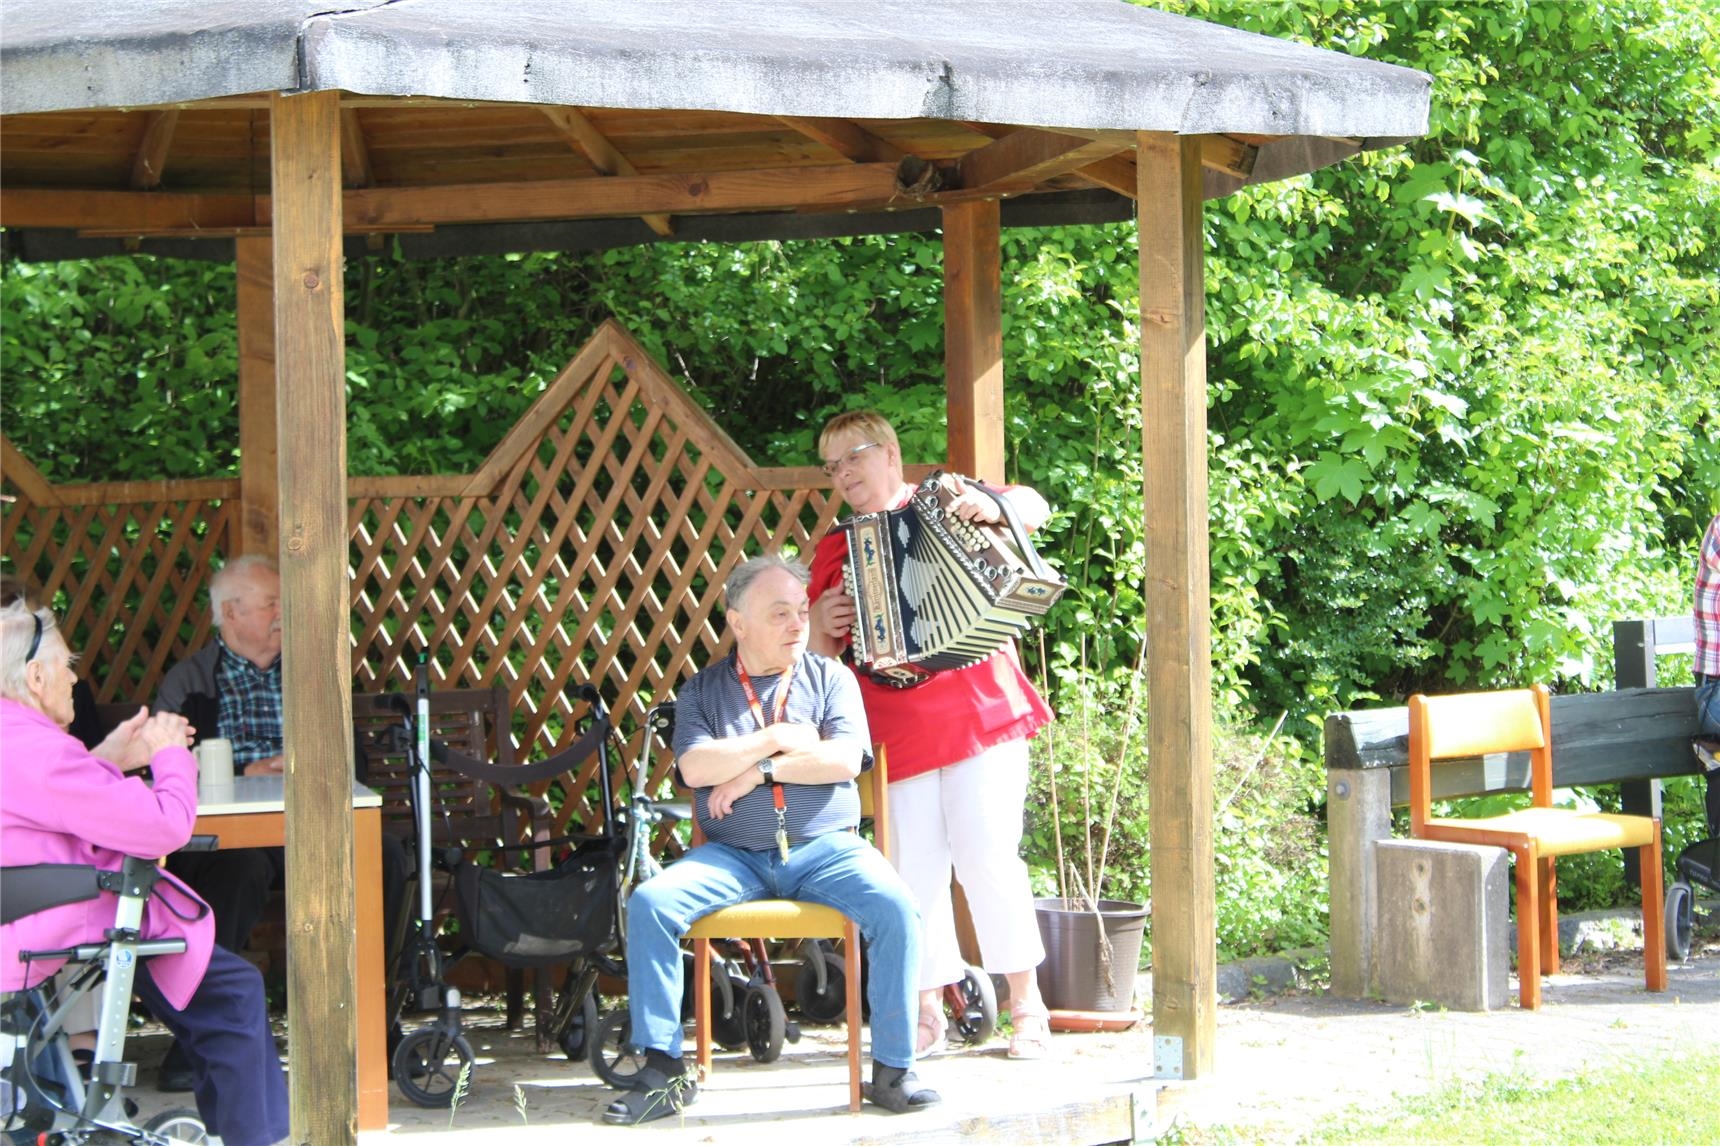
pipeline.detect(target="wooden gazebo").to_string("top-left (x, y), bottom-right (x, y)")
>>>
top-left (1, 2), bottom-right (1430, 1139)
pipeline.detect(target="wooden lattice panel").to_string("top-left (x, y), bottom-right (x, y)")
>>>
top-left (3, 321), bottom-right (844, 838)
top-left (0, 453), bottom-right (238, 705)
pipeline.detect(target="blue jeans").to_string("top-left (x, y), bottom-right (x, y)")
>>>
top-left (1699, 678), bottom-right (1720, 833)
top-left (626, 831), bottom-right (920, 1068)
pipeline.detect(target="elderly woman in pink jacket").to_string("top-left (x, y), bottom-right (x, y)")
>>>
top-left (0, 601), bottom-right (288, 1146)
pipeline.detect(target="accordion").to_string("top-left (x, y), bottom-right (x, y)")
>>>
top-left (840, 471), bottom-right (1066, 688)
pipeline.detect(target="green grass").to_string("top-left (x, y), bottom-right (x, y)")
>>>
top-left (1167, 1048), bottom-right (1720, 1145)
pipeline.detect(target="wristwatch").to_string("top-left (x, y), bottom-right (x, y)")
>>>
top-left (756, 758), bottom-right (776, 782)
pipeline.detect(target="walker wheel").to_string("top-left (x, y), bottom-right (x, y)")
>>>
top-left (557, 991), bottom-right (600, 1061)
top-left (795, 950), bottom-right (848, 1024)
top-left (1666, 880), bottom-right (1694, 962)
top-left (743, 984), bottom-right (787, 1063)
top-left (712, 968), bottom-right (750, 1051)
top-left (392, 1027), bottom-right (476, 1108)
top-left (144, 1106), bottom-right (211, 1142)
top-left (590, 1010), bottom-right (648, 1089)
top-left (948, 964), bottom-right (997, 1045)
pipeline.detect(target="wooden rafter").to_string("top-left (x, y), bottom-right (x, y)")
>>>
top-left (954, 127), bottom-right (1129, 193)
top-left (340, 108), bottom-right (373, 188)
top-left (129, 110), bottom-right (178, 189)
top-left (773, 116), bottom-right (905, 163)
top-left (540, 106), bottom-right (674, 236)
top-left (954, 121), bottom-right (1259, 198)
top-left (4, 158), bottom-right (1057, 235)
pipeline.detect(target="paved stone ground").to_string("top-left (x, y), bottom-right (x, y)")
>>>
top-left (121, 917), bottom-right (1720, 1144)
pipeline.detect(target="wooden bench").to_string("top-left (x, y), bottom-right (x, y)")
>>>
top-left (1325, 668), bottom-right (1701, 1000)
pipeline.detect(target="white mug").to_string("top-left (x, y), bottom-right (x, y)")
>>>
top-left (196, 737), bottom-right (235, 802)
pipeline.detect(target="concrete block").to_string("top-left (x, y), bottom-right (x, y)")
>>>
top-left (1326, 767), bottom-right (1392, 998)
top-left (1373, 838), bottom-right (1509, 1011)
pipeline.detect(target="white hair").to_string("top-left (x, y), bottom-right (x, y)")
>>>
top-left (0, 599), bottom-right (61, 701)
top-left (209, 555), bottom-right (278, 628)
top-left (724, 554), bottom-right (809, 612)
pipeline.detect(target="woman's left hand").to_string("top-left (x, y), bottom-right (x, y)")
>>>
top-left (90, 706), bottom-right (156, 773)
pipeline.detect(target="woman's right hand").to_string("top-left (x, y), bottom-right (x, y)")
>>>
top-left (810, 589), bottom-right (855, 652)
top-left (139, 712), bottom-right (194, 758)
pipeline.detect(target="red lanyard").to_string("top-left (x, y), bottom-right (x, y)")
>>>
top-left (736, 659), bottom-right (795, 729)
top-left (737, 658), bottom-right (795, 860)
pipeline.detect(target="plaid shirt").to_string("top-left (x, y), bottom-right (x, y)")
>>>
top-left (1697, 514), bottom-right (1720, 678)
top-left (215, 635), bottom-right (285, 767)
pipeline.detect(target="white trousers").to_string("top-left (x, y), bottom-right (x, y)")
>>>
top-left (886, 738), bottom-right (1045, 991)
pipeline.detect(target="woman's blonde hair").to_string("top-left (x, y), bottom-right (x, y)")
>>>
top-left (817, 410), bottom-right (899, 461)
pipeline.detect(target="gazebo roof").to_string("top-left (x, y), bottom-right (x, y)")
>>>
top-left (0, 0), bottom-right (1430, 259)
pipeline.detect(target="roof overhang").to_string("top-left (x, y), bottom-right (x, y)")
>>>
top-left (0, 0), bottom-right (1432, 258)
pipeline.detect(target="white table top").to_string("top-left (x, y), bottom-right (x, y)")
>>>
top-left (195, 774), bottom-right (382, 815)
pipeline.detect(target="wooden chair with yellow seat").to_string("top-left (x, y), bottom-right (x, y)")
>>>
top-left (1407, 683), bottom-right (1667, 1010)
top-left (682, 744), bottom-right (889, 1113)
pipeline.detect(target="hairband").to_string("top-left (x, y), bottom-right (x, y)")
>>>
top-left (25, 613), bottom-right (43, 665)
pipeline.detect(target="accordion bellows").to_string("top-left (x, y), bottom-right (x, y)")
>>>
top-left (840, 471), bottom-right (1066, 688)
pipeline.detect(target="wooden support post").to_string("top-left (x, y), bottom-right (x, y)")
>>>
top-left (236, 235), bottom-right (278, 556)
top-left (1613, 619), bottom-right (1660, 887)
top-left (943, 200), bottom-right (1005, 482)
top-left (271, 89), bottom-right (360, 1144)
top-left (943, 199), bottom-right (1003, 960)
top-left (1138, 131), bottom-right (1216, 1079)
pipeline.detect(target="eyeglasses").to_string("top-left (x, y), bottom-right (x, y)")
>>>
top-left (25, 613), bottom-right (43, 664)
top-left (821, 441), bottom-right (882, 477)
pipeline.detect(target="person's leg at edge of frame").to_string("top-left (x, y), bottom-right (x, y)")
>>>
top-left (885, 767), bottom-right (964, 1053)
top-left (1698, 679), bottom-right (1720, 834)
top-left (787, 830), bottom-right (941, 1114)
top-left (939, 739), bottom-right (1053, 1059)
top-left (134, 947), bottom-right (288, 1146)
top-left (606, 844), bottom-right (767, 1126)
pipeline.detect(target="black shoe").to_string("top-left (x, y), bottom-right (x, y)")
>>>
top-left (865, 1063), bottom-right (940, 1114)
top-left (601, 1050), bottom-right (697, 1126)
top-left (155, 1040), bottom-right (195, 1093)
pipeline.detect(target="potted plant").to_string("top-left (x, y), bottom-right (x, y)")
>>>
top-left (1029, 649), bottom-right (1151, 1018)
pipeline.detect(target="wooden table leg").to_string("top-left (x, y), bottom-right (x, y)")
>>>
top-left (355, 808), bottom-right (387, 1130)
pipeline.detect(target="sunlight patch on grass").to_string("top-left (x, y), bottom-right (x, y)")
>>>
top-left (1304, 1049), bottom-right (1720, 1145)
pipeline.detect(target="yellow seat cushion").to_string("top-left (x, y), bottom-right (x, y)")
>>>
top-left (684, 899), bottom-right (850, 940)
top-left (1426, 807), bottom-right (1657, 857)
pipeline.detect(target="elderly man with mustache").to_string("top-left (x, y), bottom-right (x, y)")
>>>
top-left (152, 555), bottom-right (407, 1093)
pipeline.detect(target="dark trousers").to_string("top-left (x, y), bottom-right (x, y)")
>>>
top-left (135, 946), bottom-right (288, 1146)
top-left (166, 848), bottom-right (279, 954)
top-left (168, 837), bottom-right (408, 963)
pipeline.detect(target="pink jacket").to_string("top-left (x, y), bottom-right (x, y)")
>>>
top-left (1, 698), bottom-right (214, 1009)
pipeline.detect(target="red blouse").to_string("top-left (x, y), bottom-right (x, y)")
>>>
top-left (808, 491), bottom-right (1053, 783)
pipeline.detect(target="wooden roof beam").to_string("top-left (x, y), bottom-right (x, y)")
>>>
top-left (341, 108), bottom-right (373, 188)
top-left (1200, 135), bottom-right (1259, 180)
top-left (773, 116), bottom-right (905, 163)
top-left (2, 187), bottom-right (259, 230)
top-left (540, 106), bottom-right (674, 237)
top-left (953, 128), bottom-right (1128, 193)
top-left (954, 121), bottom-right (1258, 197)
top-left (4, 158), bottom-right (1068, 235)
top-left (128, 110), bottom-right (178, 190)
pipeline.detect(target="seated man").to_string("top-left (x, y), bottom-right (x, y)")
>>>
top-left (606, 554), bottom-right (939, 1125)
top-left (155, 554), bottom-right (407, 1089)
